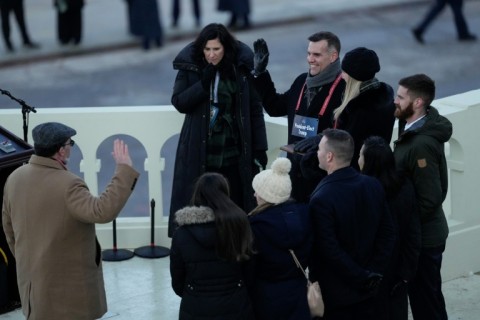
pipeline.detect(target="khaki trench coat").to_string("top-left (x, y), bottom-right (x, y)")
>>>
top-left (2, 155), bottom-right (139, 320)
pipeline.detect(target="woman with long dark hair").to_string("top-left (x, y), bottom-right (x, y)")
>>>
top-left (168, 23), bottom-right (268, 237)
top-left (170, 172), bottom-right (255, 319)
top-left (358, 136), bottom-right (421, 320)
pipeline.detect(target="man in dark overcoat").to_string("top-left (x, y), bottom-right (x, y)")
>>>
top-left (309, 128), bottom-right (395, 319)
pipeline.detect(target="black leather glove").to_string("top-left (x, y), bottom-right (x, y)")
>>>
top-left (293, 134), bottom-right (322, 153)
top-left (390, 279), bottom-right (408, 297)
top-left (201, 63), bottom-right (217, 91)
top-left (253, 150), bottom-right (268, 170)
top-left (364, 272), bottom-right (383, 293)
top-left (252, 39), bottom-right (269, 76)
top-left (299, 150), bottom-right (326, 181)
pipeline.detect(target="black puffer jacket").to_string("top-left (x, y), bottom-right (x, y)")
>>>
top-left (169, 41), bottom-right (268, 236)
top-left (336, 82), bottom-right (396, 170)
top-left (170, 206), bottom-right (254, 320)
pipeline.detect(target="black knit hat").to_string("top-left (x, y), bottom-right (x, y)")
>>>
top-left (342, 47), bottom-right (380, 81)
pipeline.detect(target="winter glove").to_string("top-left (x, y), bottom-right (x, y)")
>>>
top-left (253, 150), bottom-right (268, 170)
top-left (364, 272), bottom-right (383, 293)
top-left (299, 150), bottom-right (326, 181)
top-left (294, 134), bottom-right (322, 153)
top-left (201, 63), bottom-right (217, 91)
top-left (390, 280), bottom-right (408, 297)
top-left (252, 38), bottom-right (269, 76)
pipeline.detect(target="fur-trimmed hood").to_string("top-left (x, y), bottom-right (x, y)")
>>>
top-left (175, 206), bottom-right (215, 226)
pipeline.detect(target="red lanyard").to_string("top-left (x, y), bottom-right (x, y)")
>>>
top-left (295, 74), bottom-right (343, 116)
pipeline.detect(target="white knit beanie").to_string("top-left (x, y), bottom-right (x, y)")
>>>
top-left (252, 157), bottom-right (292, 204)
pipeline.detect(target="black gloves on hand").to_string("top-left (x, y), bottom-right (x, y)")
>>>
top-left (390, 280), bottom-right (408, 296)
top-left (252, 38), bottom-right (269, 76)
top-left (294, 134), bottom-right (322, 153)
top-left (299, 150), bottom-right (327, 181)
top-left (253, 150), bottom-right (268, 170)
top-left (201, 63), bottom-right (217, 91)
top-left (364, 272), bottom-right (383, 293)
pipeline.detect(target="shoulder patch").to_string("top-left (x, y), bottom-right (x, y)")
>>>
top-left (417, 158), bottom-right (427, 168)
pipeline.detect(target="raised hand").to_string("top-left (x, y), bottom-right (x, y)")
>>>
top-left (253, 38), bottom-right (269, 76)
top-left (112, 139), bottom-right (133, 167)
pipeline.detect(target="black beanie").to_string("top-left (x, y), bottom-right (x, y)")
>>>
top-left (341, 47), bottom-right (380, 81)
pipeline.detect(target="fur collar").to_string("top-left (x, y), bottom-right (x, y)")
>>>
top-left (175, 206), bottom-right (215, 226)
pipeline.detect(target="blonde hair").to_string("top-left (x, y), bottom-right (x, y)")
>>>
top-left (248, 202), bottom-right (274, 217)
top-left (333, 77), bottom-right (362, 120)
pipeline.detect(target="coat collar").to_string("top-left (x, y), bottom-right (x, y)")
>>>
top-left (29, 155), bottom-right (68, 171)
top-left (313, 166), bottom-right (358, 194)
top-left (175, 206), bottom-right (215, 226)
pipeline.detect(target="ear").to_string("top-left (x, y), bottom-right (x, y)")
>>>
top-left (326, 151), bottom-right (334, 163)
top-left (330, 51), bottom-right (339, 63)
top-left (58, 146), bottom-right (67, 157)
top-left (413, 96), bottom-right (425, 109)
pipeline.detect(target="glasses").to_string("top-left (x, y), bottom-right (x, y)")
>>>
top-left (63, 139), bottom-right (75, 147)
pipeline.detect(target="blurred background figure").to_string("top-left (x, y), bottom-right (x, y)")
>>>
top-left (0, 0), bottom-right (39, 52)
top-left (54, 0), bottom-right (84, 45)
top-left (412, 0), bottom-right (476, 43)
top-left (128, 0), bottom-right (163, 50)
top-left (171, 0), bottom-right (201, 28)
top-left (218, 0), bottom-right (251, 30)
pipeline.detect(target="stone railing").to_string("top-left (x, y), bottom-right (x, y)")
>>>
top-left (1, 89), bottom-right (480, 280)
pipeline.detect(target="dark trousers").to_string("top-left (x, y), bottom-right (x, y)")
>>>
top-left (0, 0), bottom-right (31, 47)
top-left (374, 279), bottom-right (409, 320)
top-left (416, 0), bottom-right (470, 37)
top-left (408, 244), bottom-right (448, 320)
top-left (324, 297), bottom-right (376, 320)
top-left (172, 0), bottom-right (200, 25)
top-left (57, 7), bottom-right (82, 44)
top-left (209, 164), bottom-right (244, 210)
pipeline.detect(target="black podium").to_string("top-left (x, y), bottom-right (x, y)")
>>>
top-left (0, 126), bottom-right (34, 311)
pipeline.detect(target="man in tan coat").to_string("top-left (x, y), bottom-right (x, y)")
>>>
top-left (2, 122), bottom-right (139, 320)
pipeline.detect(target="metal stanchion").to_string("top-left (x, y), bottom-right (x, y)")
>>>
top-left (134, 199), bottom-right (170, 258)
top-left (102, 219), bottom-right (134, 261)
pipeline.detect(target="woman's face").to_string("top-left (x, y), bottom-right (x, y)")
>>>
top-left (358, 144), bottom-right (365, 171)
top-left (203, 38), bottom-right (225, 65)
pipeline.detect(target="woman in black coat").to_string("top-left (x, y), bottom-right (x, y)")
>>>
top-left (359, 136), bottom-right (421, 320)
top-left (168, 23), bottom-right (268, 237)
top-left (248, 158), bottom-right (312, 320)
top-left (333, 47), bottom-right (396, 170)
top-left (170, 172), bottom-right (255, 319)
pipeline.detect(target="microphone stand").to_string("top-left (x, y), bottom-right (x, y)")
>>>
top-left (0, 88), bottom-right (37, 143)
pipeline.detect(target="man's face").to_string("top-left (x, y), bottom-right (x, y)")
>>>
top-left (59, 138), bottom-right (73, 165)
top-left (394, 85), bottom-right (415, 120)
top-left (317, 137), bottom-right (329, 171)
top-left (307, 40), bottom-right (337, 76)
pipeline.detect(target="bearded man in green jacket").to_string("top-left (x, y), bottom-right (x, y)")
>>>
top-left (393, 74), bottom-right (452, 320)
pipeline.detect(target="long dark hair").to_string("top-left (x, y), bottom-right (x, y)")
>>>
top-left (361, 136), bottom-right (403, 198)
top-left (191, 172), bottom-right (253, 262)
top-left (192, 23), bottom-right (237, 76)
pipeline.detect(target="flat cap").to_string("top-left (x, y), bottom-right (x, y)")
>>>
top-left (32, 122), bottom-right (76, 148)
